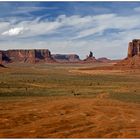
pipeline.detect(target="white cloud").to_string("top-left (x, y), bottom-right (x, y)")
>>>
top-left (134, 7), bottom-right (140, 12)
top-left (73, 14), bottom-right (140, 39)
top-left (11, 6), bottom-right (58, 15)
top-left (57, 15), bottom-right (94, 26)
top-left (2, 13), bottom-right (140, 39)
top-left (2, 27), bottom-right (25, 36)
top-left (0, 21), bottom-right (10, 32)
top-left (1, 11), bottom-right (140, 59)
top-left (0, 14), bottom-right (117, 38)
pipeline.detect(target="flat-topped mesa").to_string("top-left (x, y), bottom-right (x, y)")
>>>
top-left (128, 39), bottom-right (140, 58)
top-left (0, 49), bottom-right (55, 64)
top-left (97, 57), bottom-right (111, 63)
top-left (52, 54), bottom-right (80, 62)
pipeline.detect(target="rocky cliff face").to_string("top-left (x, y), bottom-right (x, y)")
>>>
top-left (0, 49), bottom-right (55, 64)
top-left (115, 39), bottom-right (140, 68)
top-left (83, 51), bottom-right (97, 63)
top-left (0, 51), bottom-right (2, 65)
top-left (128, 39), bottom-right (140, 58)
top-left (52, 54), bottom-right (80, 62)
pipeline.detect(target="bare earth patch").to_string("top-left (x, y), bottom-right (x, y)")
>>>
top-left (0, 63), bottom-right (140, 138)
top-left (0, 97), bottom-right (140, 138)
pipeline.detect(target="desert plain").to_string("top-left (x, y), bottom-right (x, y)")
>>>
top-left (0, 62), bottom-right (140, 138)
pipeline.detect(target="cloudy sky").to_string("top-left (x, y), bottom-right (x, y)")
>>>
top-left (0, 2), bottom-right (140, 59)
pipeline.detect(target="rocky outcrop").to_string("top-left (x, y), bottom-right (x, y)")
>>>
top-left (0, 51), bottom-right (2, 65)
top-left (127, 39), bottom-right (140, 58)
top-left (115, 39), bottom-right (140, 68)
top-left (83, 51), bottom-right (97, 63)
top-left (52, 54), bottom-right (80, 62)
top-left (0, 49), bottom-right (55, 64)
top-left (0, 52), bottom-right (6, 67)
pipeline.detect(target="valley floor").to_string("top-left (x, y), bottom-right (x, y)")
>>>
top-left (0, 62), bottom-right (140, 138)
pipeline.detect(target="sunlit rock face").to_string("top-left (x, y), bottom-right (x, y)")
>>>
top-left (0, 51), bottom-right (2, 65)
top-left (115, 39), bottom-right (140, 68)
top-left (52, 54), bottom-right (80, 62)
top-left (83, 51), bottom-right (98, 63)
top-left (0, 49), bottom-right (55, 64)
top-left (128, 39), bottom-right (140, 58)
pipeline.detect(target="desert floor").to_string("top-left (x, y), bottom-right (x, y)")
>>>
top-left (0, 63), bottom-right (140, 138)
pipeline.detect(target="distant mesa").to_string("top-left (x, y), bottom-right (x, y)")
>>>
top-left (0, 49), bottom-right (112, 65)
top-left (0, 49), bottom-right (56, 64)
top-left (52, 52), bottom-right (111, 63)
top-left (97, 57), bottom-right (111, 63)
top-left (115, 39), bottom-right (140, 68)
top-left (52, 54), bottom-right (80, 62)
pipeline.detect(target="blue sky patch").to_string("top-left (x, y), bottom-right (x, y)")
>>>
top-left (0, 2), bottom-right (140, 59)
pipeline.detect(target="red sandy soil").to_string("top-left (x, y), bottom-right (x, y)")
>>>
top-left (0, 96), bottom-right (140, 138)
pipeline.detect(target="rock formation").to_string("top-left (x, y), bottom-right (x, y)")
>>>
top-left (97, 57), bottom-right (111, 63)
top-left (52, 54), bottom-right (80, 62)
top-left (0, 49), bottom-right (55, 64)
top-left (127, 39), bottom-right (140, 57)
top-left (115, 39), bottom-right (140, 68)
top-left (83, 51), bottom-right (97, 63)
top-left (0, 51), bottom-right (6, 68)
top-left (0, 51), bottom-right (2, 65)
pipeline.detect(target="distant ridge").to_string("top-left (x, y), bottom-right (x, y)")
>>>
top-left (52, 54), bottom-right (81, 62)
top-left (0, 49), bottom-right (112, 64)
top-left (0, 49), bottom-right (55, 64)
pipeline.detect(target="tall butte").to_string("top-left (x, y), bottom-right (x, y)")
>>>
top-left (128, 39), bottom-right (140, 57)
top-left (116, 39), bottom-right (140, 68)
top-left (83, 51), bottom-right (97, 63)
